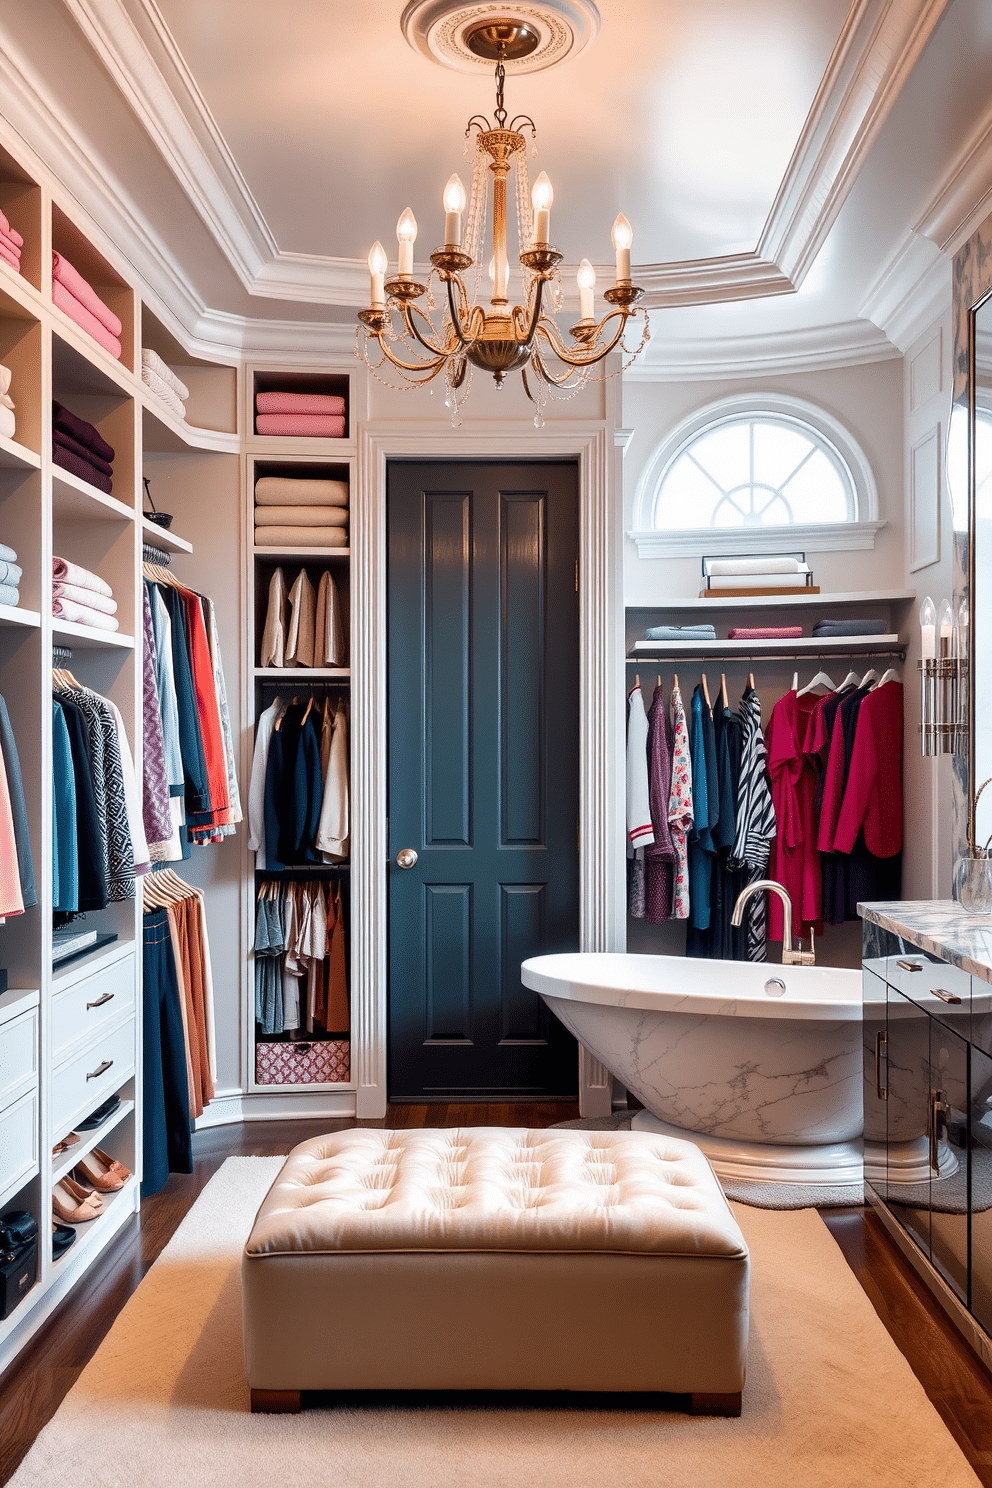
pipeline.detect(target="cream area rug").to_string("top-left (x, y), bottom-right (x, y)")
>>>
top-left (9, 1157), bottom-right (980, 1488)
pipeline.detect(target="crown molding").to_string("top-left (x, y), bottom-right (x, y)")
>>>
top-left (54, 0), bottom-right (952, 311)
top-left (625, 319), bottom-right (899, 382)
top-left (628, 521), bottom-right (886, 559)
top-left (915, 97), bottom-right (992, 257)
top-left (858, 231), bottom-right (951, 352)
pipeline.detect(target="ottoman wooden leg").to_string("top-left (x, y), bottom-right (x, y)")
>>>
top-left (690, 1392), bottom-right (742, 1417)
top-left (250, 1389), bottom-right (301, 1414)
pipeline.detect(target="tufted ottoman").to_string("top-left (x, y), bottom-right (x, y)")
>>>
top-left (242, 1127), bottom-right (749, 1414)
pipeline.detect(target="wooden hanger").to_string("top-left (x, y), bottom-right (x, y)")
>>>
top-left (701, 672), bottom-right (712, 713)
top-left (720, 672), bottom-right (728, 708)
top-left (748, 671), bottom-right (755, 690)
top-left (52, 666), bottom-right (83, 690)
top-left (673, 672), bottom-right (679, 693)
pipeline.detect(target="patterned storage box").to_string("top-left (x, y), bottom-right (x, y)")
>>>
top-left (255, 1040), bottom-right (350, 1086)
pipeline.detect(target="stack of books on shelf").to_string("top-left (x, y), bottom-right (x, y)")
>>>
top-left (700, 553), bottom-right (817, 598)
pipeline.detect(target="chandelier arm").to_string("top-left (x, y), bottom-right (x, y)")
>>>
top-left (535, 309), bottom-right (637, 368)
top-left (444, 276), bottom-right (486, 349)
top-left (366, 331), bottom-right (450, 379)
top-left (516, 274), bottom-right (548, 346)
top-left (530, 342), bottom-right (590, 389)
top-left (401, 301), bottom-right (461, 358)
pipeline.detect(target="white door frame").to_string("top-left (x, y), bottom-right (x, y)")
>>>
top-left (353, 419), bottom-right (624, 1117)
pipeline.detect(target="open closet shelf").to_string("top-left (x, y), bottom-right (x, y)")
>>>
top-left (629, 634), bottom-right (906, 661)
top-left (50, 1175), bottom-right (139, 1274)
top-left (141, 516), bottom-right (192, 553)
top-left (628, 588), bottom-right (917, 614)
top-left (0, 433), bottom-right (40, 470)
top-left (0, 603), bottom-right (40, 629)
top-left (51, 1098), bottom-right (134, 1185)
top-left (51, 324), bottom-right (134, 400)
top-left (52, 469), bottom-right (134, 522)
top-left (140, 398), bottom-right (240, 456)
top-left (253, 546), bottom-right (350, 560)
top-left (254, 667), bottom-right (350, 679)
top-left (52, 618), bottom-right (135, 650)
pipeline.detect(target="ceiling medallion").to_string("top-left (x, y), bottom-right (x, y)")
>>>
top-left (400, 0), bottom-right (600, 75)
top-left (357, 31), bottom-right (647, 425)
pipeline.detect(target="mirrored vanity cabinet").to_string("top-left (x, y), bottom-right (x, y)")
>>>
top-left (860, 206), bottom-right (992, 1371)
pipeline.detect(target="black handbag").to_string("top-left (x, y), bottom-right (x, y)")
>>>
top-left (0, 1210), bottom-right (38, 1320)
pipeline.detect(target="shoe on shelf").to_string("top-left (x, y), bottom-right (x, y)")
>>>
top-left (52, 1177), bottom-right (103, 1225)
top-left (52, 1219), bottom-right (77, 1259)
top-left (76, 1096), bottom-right (121, 1133)
top-left (74, 1148), bottom-right (130, 1193)
top-left (52, 1132), bottom-right (81, 1155)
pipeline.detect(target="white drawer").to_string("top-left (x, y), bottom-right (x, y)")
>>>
top-left (0, 1087), bottom-right (38, 1207)
top-left (53, 955), bottom-right (135, 1067)
top-left (0, 1007), bottom-right (39, 1111)
top-left (51, 1017), bottom-right (135, 1138)
top-left (886, 953), bottom-right (971, 1016)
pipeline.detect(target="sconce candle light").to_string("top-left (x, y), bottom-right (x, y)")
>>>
top-left (919, 594), bottom-right (967, 755)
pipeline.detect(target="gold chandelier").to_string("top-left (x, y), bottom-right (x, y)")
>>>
top-left (356, 21), bottom-right (649, 424)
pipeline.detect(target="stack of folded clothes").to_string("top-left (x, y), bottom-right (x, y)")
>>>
top-left (0, 207), bottom-right (23, 274)
top-left (52, 402), bottom-right (115, 495)
top-left (644, 623), bottom-right (716, 642)
top-left (141, 348), bottom-right (189, 422)
top-left (701, 556), bottom-right (815, 595)
top-left (811, 618), bottom-right (888, 637)
top-left (0, 542), bottom-right (22, 608)
top-left (728, 626), bottom-right (803, 640)
top-left (255, 390), bottom-right (346, 438)
top-left (254, 475), bottom-right (349, 549)
top-left (0, 364), bottom-right (14, 441)
top-left (52, 556), bottom-right (119, 632)
top-left (51, 252), bottom-right (123, 361)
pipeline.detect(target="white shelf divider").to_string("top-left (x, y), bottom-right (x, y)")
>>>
top-left (141, 516), bottom-right (193, 554)
top-left (0, 433), bottom-right (41, 470)
top-left (52, 468), bottom-right (134, 522)
top-left (52, 618), bottom-right (135, 650)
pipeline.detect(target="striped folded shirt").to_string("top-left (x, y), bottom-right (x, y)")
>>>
top-left (727, 627), bottom-right (803, 639)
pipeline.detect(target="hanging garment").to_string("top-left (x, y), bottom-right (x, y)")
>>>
top-left (281, 886), bottom-right (304, 1032)
top-left (666, 682), bottom-right (693, 921)
top-left (196, 595), bottom-right (242, 837)
top-left (55, 696), bottom-right (107, 911)
top-left (687, 686), bottom-right (718, 933)
top-left (0, 694), bottom-right (36, 911)
top-left (147, 582), bottom-right (185, 862)
top-left (260, 567), bottom-right (287, 668)
top-left (285, 569), bottom-right (316, 668)
top-left (141, 585), bottom-right (173, 851)
top-left (182, 591), bottom-right (230, 833)
top-left (248, 697), bottom-right (285, 869)
top-left (765, 689), bottom-right (820, 939)
top-left (327, 882), bottom-right (349, 1032)
top-left (832, 681), bottom-right (904, 859)
top-left (104, 696), bottom-right (150, 877)
top-left (818, 685), bottom-right (872, 924)
top-left (54, 685), bottom-right (135, 902)
top-left (643, 683), bottom-right (676, 923)
top-left (141, 907), bottom-right (193, 1198)
top-left (303, 884), bottom-right (329, 1032)
top-left (731, 686), bottom-right (776, 962)
top-left (254, 886), bottom-right (285, 1035)
top-left (161, 585), bottom-right (211, 820)
top-left (709, 695), bottom-right (744, 960)
top-left (625, 683), bottom-right (652, 919)
top-left (316, 700), bottom-right (349, 860)
top-left (314, 570), bottom-right (347, 666)
top-left (52, 702), bottom-right (78, 913)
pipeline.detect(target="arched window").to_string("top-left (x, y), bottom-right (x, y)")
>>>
top-left (630, 394), bottom-right (881, 557)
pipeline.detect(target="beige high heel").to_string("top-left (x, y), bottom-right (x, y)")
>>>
top-left (74, 1147), bottom-right (130, 1193)
top-left (52, 1176), bottom-right (103, 1224)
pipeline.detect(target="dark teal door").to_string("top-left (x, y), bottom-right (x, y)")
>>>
top-left (387, 460), bottom-right (579, 1100)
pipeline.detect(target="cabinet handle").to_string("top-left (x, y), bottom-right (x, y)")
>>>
top-left (929, 1087), bottom-right (950, 1175)
top-left (86, 1059), bottom-right (113, 1081)
top-left (86, 992), bottom-right (114, 1010)
top-left (896, 959), bottom-right (923, 972)
top-left (930, 987), bottom-right (962, 1004)
top-left (874, 1030), bottom-right (888, 1101)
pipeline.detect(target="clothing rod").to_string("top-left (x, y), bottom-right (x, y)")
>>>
top-left (625, 650), bottom-right (905, 665)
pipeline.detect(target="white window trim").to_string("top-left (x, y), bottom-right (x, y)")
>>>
top-left (629, 392), bottom-right (883, 558)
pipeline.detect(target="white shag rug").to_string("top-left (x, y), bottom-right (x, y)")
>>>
top-left (8, 1156), bottom-right (980, 1488)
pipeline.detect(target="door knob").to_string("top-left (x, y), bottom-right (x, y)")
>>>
top-left (395, 848), bottom-right (419, 869)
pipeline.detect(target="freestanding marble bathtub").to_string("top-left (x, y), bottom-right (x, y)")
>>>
top-left (520, 951), bottom-right (864, 1186)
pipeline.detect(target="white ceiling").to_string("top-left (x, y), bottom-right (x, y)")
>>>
top-left (0, 0), bottom-right (990, 369)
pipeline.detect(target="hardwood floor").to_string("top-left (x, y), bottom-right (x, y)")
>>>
top-left (2, 1104), bottom-right (992, 1485)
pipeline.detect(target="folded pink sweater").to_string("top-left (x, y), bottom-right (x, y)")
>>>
top-left (52, 253), bottom-right (123, 337)
top-left (255, 413), bottom-right (346, 438)
top-left (0, 228), bottom-right (21, 258)
top-left (0, 209), bottom-right (21, 247)
top-left (0, 244), bottom-right (19, 274)
top-left (255, 391), bottom-right (345, 416)
top-left (52, 281), bottom-right (123, 361)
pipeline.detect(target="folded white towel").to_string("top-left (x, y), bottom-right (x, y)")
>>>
top-left (0, 406), bottom-right (14, 441)
top-left (705, 573), bottom-right (810, 590)
top-left (0, 584), bottom-right (18, 609)
top-left (254, 476), bottom-right (348, 507)
top-left (141, 347), bottom-right (190, 402)
top-left (253, 526), bottom-right (348, 549)
top-left (0, 362), bottom-right (12, 405)
top-left (706, 556), bottom-right (808, 576)
top-left (52, 595), bottom-right (120, 631)
top-left (53, 580), bottom-right (118, 615)
top-left (254, 505), bottom-right (349, 528)
top-left (52, 556), bottom-right (113, 599)
top-left (142, 366), bottom-right (187, 421)
top-left (0, 543), bottom-right (17, 565)
top-left (0, 561), bottom-right (21, 586)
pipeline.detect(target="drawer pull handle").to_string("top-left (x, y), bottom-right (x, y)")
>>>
top-left (86, 993), bottom-right (114, 1010)
top-left (897, 959), bottom-right (923, 972)
top-left (86, 1060), bottom-right (113, 1081)
top-left (874, 1030), bottom-right (888, 1101)
top-left (931, 987), bottom-right (962, 1005)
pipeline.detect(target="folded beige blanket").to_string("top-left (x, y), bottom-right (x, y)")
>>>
top-left (0, 406), bottom-right (13, 441)
top-left (52, 556), bottom-right (113, 599)
top-left (53, 580), bottom-right (118, 615)
top-left (254, 505), bottom-right (348, 528)
top-left (254, 476), bottom-right (348, 507)
top-left (142, 366), bottom-right (187, 420)
top-left (254, 527), bottom-right (348, 548)
top-left (141, 347), bottom-right (190, 402)
top-left (52, 595), bottom-right (120, 631)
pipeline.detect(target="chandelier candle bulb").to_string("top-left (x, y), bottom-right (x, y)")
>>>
top-left (612, 212), bottom-right (633, 281)
top-left (577, 258), bottom-right (596, 321)
top-left (920, 595), bottom-right (936, 660)
top-left (443, 174), bottom-right (466, 247)
top-left (368, 240), bottom-right (388, 305)
top-left (396, 208), bottom-right (418, 278)
top-left (531, 171), bottom-right (554, 244)
top-left (939, 596), bottom-right (954, 656)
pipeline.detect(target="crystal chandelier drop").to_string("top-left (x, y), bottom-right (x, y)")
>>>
top-left (356, 21), bottom-right (649, 425)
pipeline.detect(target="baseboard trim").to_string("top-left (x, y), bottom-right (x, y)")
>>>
top-left (193, 1090), bottom-right (358, 1129)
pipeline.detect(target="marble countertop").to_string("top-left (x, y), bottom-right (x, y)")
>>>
top-left (860, 900), bottom-right (992, 984)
